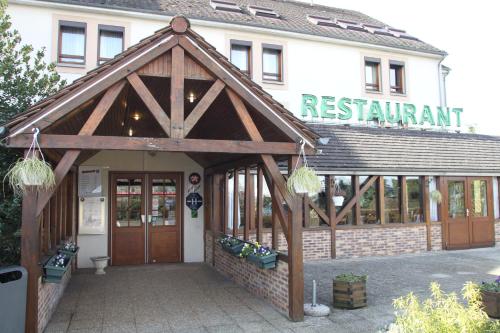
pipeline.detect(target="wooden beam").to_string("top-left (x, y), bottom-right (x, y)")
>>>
top-left (262, 168), bottom-right (289, 243)
top-left (401, 176), bottom-right (409, 223)
top-left (233, 169), bottom-right (239, 238)
top-left (308, 200), bottom-right (330, 225)
top-left (127, 72), bottom-right (171, 137)
top-left (378, 177), bottom-right (385, 224)
top-left (288, 193), bottom-right (304, 321)
top-left (170, 46), bottom-right (184, 138)
top-left (204, 155), bottom-right (260, 175)
top-left (256, 167), bottom-right (263, 243)
top-left (334, 176), bottom-right (379, 225)
top-left (326, 175), bottom-right (336, 258)
top-left (223, 173), bottom-right (229, 235)
top-left (423, 176), bottom-right (431, 251)
top-left (21, 189), bottom-right (39, 333)
top-left (184, 79), bottom-right (225, 135)
top-left (10, 134), bottom-right (301, 156)
top-left (244, 167), bottom-right (250, 240)
top-left (353, 176), bottom-right (361, 225)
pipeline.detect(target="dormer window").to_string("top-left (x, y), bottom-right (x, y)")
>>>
top-left (337, 19), bottom-right (365, 32)
top-left (364, 24), bottom-right (394, 36)
top-left (307, 15), bottom-right (341, 28)
top-left (210, 0), bottom-right (242, 13)
top-left (248, 5), bottom-right (280, 18)
top-left (388, 28), bottom-right (419, 41)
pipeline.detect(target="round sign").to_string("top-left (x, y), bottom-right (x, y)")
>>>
top-left (189, 172), bottom-right (201, 185)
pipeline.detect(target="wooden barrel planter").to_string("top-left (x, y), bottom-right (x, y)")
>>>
top-left (333, 276), bottom-right (367, 309)
top-left (481, 291), bottom-right (500, 318)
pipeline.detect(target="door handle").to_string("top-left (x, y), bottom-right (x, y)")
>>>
top-left (466, 208), bottom-right (469, 217)
top-left (141, 215), bottom-right (145, 224)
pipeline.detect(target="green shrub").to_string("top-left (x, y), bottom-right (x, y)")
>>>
top-left (335, 273), bottom-right (367, 283)
top-left (390, 282), bottom-right (500, 333)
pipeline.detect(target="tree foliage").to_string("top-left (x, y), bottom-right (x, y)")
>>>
top-left (0, 1), bottom-right (65, 266)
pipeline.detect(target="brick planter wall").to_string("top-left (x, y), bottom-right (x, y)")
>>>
top-left (430, 223), bottom-right (443, 251)
top-left (495, 221), bottom-right (500, 244)
top-left (38, 267), bottom-right (72, 333)
top-left (206, 232), bottom-right (289, 313)
top-left (336, 225), bottom-right (428, 259)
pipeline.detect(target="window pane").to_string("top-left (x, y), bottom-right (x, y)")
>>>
top-left (60, 25), bottom-right (85, 63)
top-left (227, 173), bottom-right (234, 231)
top-left (116, 178), bottom-right (142, 228)
top-left (384, 176), bottom-right (401, 223)
top-left (360, 176), bottom-right (379, 224)
top-left (151, 178), bottom-right (176, 226)
top-left (238, 172), bottom-right (245, 229)
top-left (390, 64), bottom-right (404, 93)
top-left (334, 176), bottom-right (354, 225)
top-left (263, 48), bottom-right (281, 80)
top-left (230, 44), bottom-right (250, 73)
top-left (309, 176), bottom-right (327, 227)
top-left (365, 61), bottom-right (379, 91)
top-left (262, 178), bottom-right (272, 228)
top-left (470, 180), bottom-right (488, 217)
top-left (99, 29), bottom-right (123, 62)
top-left (390, 67), bottom-right (397, 88)
top-left (407, 177), bottom-right (423, 223)
top-left (448, 181), bottom-right (466, 218)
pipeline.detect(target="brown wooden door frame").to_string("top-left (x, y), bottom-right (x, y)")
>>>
top-left (443, 176), bottom-right (495, 250)
top-left (467, 176), bottom-right (495, 248)
top-left (109, 171), bottom-right (184, 265)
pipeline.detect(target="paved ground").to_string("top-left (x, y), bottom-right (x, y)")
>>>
top-left (44, 247), bottom-right (500, 333)
top-left (305, 246), bottom-right (500, 332)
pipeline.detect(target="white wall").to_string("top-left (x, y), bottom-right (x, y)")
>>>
top-left (77, 151), bottom-right (204, 268)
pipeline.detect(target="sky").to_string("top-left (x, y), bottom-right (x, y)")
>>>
top-left (298, 0), bottom-right (500, 135)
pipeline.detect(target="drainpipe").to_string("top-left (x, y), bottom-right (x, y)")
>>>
top-left (437, 56), bottom-right (447, 108)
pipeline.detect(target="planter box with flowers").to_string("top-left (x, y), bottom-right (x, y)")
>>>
top-left (58, 241), bottom-right (79, 257)
top-left (240, 242), bottom-right (277, 269)
top-left (480, 276), bottom-right (500, 318)
top-left (333, 273), bottom-right (367, 309)
top-left (218, 235), bottom-right (245, 256)
top-left (43, 253), bottom-right (71, 283)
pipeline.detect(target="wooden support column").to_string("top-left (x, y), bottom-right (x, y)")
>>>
top-left (378, 176), bottom-right (385, 224)
top-left (244, 168), bottom-right (251, 240)
top-left (233, 170), bottom-right (239, 238)
top-left (326, 175), bottom-right (336, 258)
top-left (272, 184), bottom-right (279, 250)
top-left (401, 176), bottom-right (409, 223)
top-left (354, 176), bottom-right (361, 225)
top-left (256, 167), bottom-right (264, 243)
top-left (423, 176), bottom-right (432, 250)
top-left (21, 189), bottom-right (39, 333)
top-left (288, 192), bottom-right (304, 321)
top-left (223, 173), bottom-right (229, 235)
top-left (170, 46), bottom-right (185, 138)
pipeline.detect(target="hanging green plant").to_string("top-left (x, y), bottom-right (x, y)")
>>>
top-left (4, 128), bottom-right (55, 194)
top-left (430, 189), bottom-right (442, 204)
top-left (286, 141), bottom-right (321, 196)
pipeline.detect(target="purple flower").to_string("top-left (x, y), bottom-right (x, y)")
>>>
top-left (495, 276), bottom-right (500, 284)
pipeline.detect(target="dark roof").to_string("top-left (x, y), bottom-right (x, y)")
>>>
top-left (5, 16), bottom-right (318, 144)
top-left (35, 0), bottom-right (445, 55)
top-left (308, 124), bottom-right (500, 174)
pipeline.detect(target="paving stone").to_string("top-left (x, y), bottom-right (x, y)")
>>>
top-left (44, 321), bottom-right (70, 333)
top-left (206, 324), bottom-right (244, 333)
top-left (68, 319), bottom-right (102, 330)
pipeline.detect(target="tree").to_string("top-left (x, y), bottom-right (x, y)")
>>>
top-left (0, 1), bottom-right (66, 266)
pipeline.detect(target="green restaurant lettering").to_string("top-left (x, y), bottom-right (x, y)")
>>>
top-left (301, 94), bottom-right (463, 127)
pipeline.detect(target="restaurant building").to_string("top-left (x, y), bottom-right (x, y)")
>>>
top-left (2, 0), bottom-right (500, 332)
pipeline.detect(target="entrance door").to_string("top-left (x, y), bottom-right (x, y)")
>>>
top-left (445, 177), bottom-right (494, 249)
top-left (111, 172), bottom-right (182, 265)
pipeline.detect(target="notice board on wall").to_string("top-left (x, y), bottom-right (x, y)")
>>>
top-left (78, 167), bottom-right (102, 197)
top-left (78, 197), bottom-right (106, 235)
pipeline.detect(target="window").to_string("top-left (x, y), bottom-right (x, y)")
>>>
top-left (58, 21), bottom-right (86, 64)
top-left (230, 40), bottom-right (252, 76)
top-left (262, 45), bottom-right (283, 82)
top-left (390, 61), bottom-right (405, 94)
top-left (334, 176), bottom-right (354, 225)
top-left (210, 0), bottom-right (242, 13)
top-left (307, 15), bottom-right (341, 28)
top-left (98, 25), bottom-right (124, 65)
top-left (365, 58), bottom-right (381, 92)
top-left (360, 176), bottom-right (379, 224)
top-left (248, 5), bottom-right (280, 18)
top-left (406, 177), bottom-right (423, 222)
top-left (384, 176), bottom-right (401, 223)
top-left (309, 176), bottom-right (328, 227)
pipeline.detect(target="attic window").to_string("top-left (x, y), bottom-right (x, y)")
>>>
top-left (210, 0), bottom-right (242, 13)
top-left (248, 5), bottom-right (280, 18)
top-left (337, 19), bottom-right (365, 32)
top-left (307, 15), bottom-right (341, 28)
top-left (364, 24), bottom-right (394, 36)
top-left (389, 28), bottom-right (419, 41)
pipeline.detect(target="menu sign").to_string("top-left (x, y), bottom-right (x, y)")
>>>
top-left (78, 167), bottom-right (102, 197)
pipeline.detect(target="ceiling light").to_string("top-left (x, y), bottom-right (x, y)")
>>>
top-left (188, 92), bottom-right (196, 103)
top-left (132, 113), bottom-right (141, 121)
top-left (128, 128), bottom-right (133, 137)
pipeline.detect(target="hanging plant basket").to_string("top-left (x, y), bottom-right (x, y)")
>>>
top-left (4, 128), bottom-right (55, 194)
top-left (287, 141), bottom-right (321, 196)
top-left (333, 196), bottom-right (345, 207)
top-left (430, 190), bottom-right (443, 204)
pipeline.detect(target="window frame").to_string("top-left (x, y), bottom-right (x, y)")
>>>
top-left (364, 57), bottom-right (382, 93)
top-left (58, 20), bottom-right (87, 65)
top-left (262, 44), bottom-right (283, 82)
top-left (230, 39), bottom-right (252, 77)
top-left (97, 24), bottom-right (125, 66)
top-left (389, 60), bottom-right (406, 95)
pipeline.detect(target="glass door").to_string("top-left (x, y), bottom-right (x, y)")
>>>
top-left (445, 178), bottom-right (469, 249)
top-left (468, 177), bottom-right (494, 247)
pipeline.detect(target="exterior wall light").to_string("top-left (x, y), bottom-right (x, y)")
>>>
top-left (188, 92), bottom-right (196, 103)
top-left (128, 128), bottom-right (133, 137)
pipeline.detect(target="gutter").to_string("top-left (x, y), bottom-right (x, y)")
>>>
top-left (10, 0), bottom-right (446, 59)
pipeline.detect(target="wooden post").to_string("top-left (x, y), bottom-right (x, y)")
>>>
top-left (223, 173), bottom-right (229, 235)
top-left (244, 167), bottom-right (250, 241)
top-left (401, 176), bottom-right (408, 223)
top-left (256, 167), bottom-right (263, 243)
top-left (326, 175), bottom-right (336, 258)
top-left (271, 184), bottom-right (279, 250)
top-left (233, 170), bottom-right (239, 238)
top-left (423, 176), bottom-right (432, 250)
top-left (354, 176), bottom-right (361, 225)
top-left (170, 46), bottom-right (185, 138)
top-left (21, 189), bottom-right (40, 333)
top-left (378, 177), bottom-right (385, 224)
top-left (288, 192), bottom-right (304, 321)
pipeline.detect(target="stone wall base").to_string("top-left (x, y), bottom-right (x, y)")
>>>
top-left (38, 267), bottom-right (72, 333)
top-left (206, 232), bottom-right (289, 313)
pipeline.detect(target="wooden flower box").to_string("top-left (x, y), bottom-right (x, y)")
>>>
top-left (482, 290), bottom-right (500, 318)
top-left (246, 252), bottom-right (277, 269)
top-left (332, 280), bottom-right (367, 309)
top-left (221, 241), bottom-right (245, 256)
top-left (43, 255), bottom-right (71, 283)
top-left (58, 246), bottom-right (79, 257)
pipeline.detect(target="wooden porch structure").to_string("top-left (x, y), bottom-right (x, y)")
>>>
top-left (3, 16), bottom-right (317, 332)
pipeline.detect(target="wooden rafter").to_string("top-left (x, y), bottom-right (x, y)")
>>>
top-left (170, 46), bottom-right (184, 138)
top-left (333, 176), bottom-right (379, 225)
top-left (126, 72), bottom-right (171, 137)
top-left (36, 81), bottom-right (126, 216)
top-left (184, 79), bottom-right (225, 135)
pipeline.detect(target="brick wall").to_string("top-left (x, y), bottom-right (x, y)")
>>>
top-left (336, 224), bottom-right (428, 259)
top-left (430, 223), bottom-right (443, 251)
top-left (495, 221), bottom-right (500, 244)
top-left (38, 267), bottom-right (72, 333)
top-left (206, 232), bottom-right (289, 313)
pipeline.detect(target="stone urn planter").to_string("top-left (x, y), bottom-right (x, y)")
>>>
top-left (333, 273), bottom-right (367, 309)
top-left (91, 256), bottom-right (110, 275)
top-left (480, 277), bottom-right (500, 318)
top-left (44, 253), bottom-right (71, 283)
